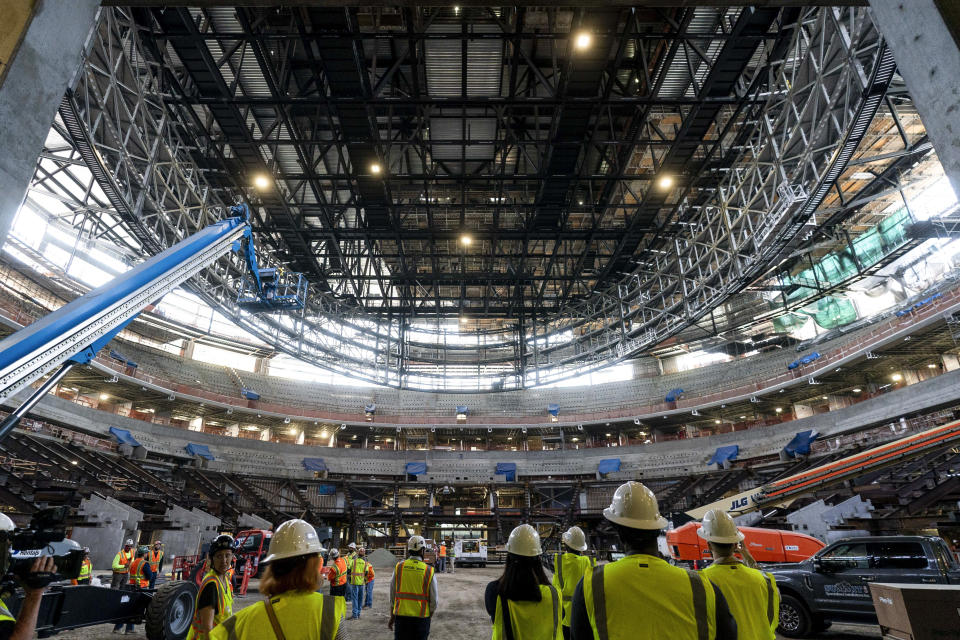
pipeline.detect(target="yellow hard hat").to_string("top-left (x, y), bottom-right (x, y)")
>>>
top-left (506, 524), bottom-right (542, 557)
top-left (562, 526), bottom-right (588, 552)
top-left (263, 519), bottom-right (323, 563)
top-left (697, 509), bottom-right (744, 544)
top-left (603, 481), bottom-right (668, 530)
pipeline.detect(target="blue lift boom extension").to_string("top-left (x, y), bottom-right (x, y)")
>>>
top-left (0, 207), bottom-right (253, 439)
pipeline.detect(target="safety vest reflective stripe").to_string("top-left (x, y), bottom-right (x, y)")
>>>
top-left (550, 584), bottom-right (559, 638)
top-left (79, 559), bottom-right (92, 579)
top-left (129, 558), bottom-right (148, 587)
top-left (685, 570), bottom-right (708, 640)
top-left (765, 573), bottom-right (775, 625)
top-left (113, 550), bottom-right (133, 572)
top-left (350, 557), bottom-right (367, 585)
top-left (189, 572), bottom-right (235, 640)
top-left (589, 565), bottom-right (609, 640)
top-left (393, 559), bottom-right (433, 617)
top-left (0, 599), bottom-right (14, 623)
top-left (320, 592), bottom-right (335, 640)
top-left (554, 553), bottom-right (564, 590)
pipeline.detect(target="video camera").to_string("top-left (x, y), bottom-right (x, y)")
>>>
top-left (2, 507), bottom-right (83, 589)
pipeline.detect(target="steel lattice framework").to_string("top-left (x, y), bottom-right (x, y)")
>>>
top-left (41, 5), bottom-right (894, 391)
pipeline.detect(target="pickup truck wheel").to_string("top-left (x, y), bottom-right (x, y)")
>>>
top-left (145, 580), bottom-right (198, 640)
top-left (778, 595), bottom-right (813, 638)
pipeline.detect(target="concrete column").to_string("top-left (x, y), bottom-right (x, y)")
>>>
top-left (225, 423), bottom-right (239, 438)
top-left (869, 0), bottom-right (960, 192)
top-left (0, 0), bottom-right (100, 248)
top-left (296, 429), bottom-right (305, 445)
top-left (188, 416), bottom-right (203, 432)
top-left (182, 338), bottom-right (197, 360)
top-left (260, 428), bottom-right (271, 442)
top-left (943, 353), bottom-right (960, 371)
top-left (70, 495), bottom-right (143, 570)
top-left (794, 403), bottom-right (815, 419)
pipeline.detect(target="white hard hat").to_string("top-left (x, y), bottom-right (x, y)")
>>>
top-left (407, 535), bottom-right (426, 552)
top-left (125, 539), bottom-right (134, 545)
top-left (506, 524), bottom-right (542, 557)
top-left (562, 526), bottom-right (588, 552)
top-left (348, 542), bottom-right (357, 550)
top-left (263, 519), bottom-right (323, 563)
top-left (0, 513), bottom-right (13, 532)
top-left (697, 509), bottom-right (744, 544)
top-left (329, 548), bottom-right (340, 559)
top-left (603, 481), bottom-right (668, 530)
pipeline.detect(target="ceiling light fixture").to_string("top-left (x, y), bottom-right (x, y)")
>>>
top-left (891, 373), bottom-right (903, 382)
top-left (370, 163), bottom-right (382, 175)
top-left (99, 393), bottom-right (109, 400)
top-left (775, 407), bottom-right (783, 413)
top-left (460, 234), bottom-right (472, 246)
top-left (574, 32), bottom-right (591, 50)
top-left (658, 175), bottom-right (674, 189)
top-left (852, 388), bottom-right (862, 393)
top-left (253, 174), bottom-right (270, 190)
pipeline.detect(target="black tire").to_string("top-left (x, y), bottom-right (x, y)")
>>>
top-left (813, 619), bottom-right (832, 633)
top-left (778, 594), bottom-right (813, 638)
top-left (145, 580), bottom-right (198, 640)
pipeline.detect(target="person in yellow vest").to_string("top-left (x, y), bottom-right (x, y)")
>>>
top-left (114, 547), bottom-right (154, 634)
top-left (71, 548), bottom-right (93, 585)
top-left (698, 509), bottom-right (780, 640)
top-left (347, 547), bottom-right (368, 620)
top-left (344, 543), bottom-right (358, 610)
top-left (548, 526), bottom-right (593, 640)
top-left (569, 481), bottom-right (738, 640)
top-left (187, 534), bottom-right (235, 640)
top-left (389, 536), bottom-right (438, 640)
top-left (0, 513), bottom-right (57, 640)
top-left (363, 559), bottom-right (375, 609)
top-left (148, 540), bottom-right (165, 589)
top-left (110, 538), bottom-right (135, 589)
top-left (210, 519), bottom-right (345, 640)
top-left (485, 525), bottom-right (561, 640)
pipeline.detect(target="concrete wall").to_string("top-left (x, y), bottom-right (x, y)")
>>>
top-left (152, 505), bottom-right (221, 564)
top-left (70, 495), bottom-right (142, 571)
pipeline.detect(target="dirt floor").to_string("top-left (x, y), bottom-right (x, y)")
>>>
top-left (55, 566), bottom-right (881, 639)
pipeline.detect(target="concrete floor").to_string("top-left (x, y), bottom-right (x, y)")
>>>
top-left (57, 566), bottom-right (881, 639)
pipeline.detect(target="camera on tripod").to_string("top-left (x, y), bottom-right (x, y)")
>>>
top-left (2, 507), bottom-right (83, 589)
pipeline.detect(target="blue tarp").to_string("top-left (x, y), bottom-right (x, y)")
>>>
top-left (455, 406), bottom-right (469, 416)
top-left (787, 360), bottom-right (800, 370)
top-left (302, 458), bottom-right (327, 471)
top-left (241, 388), bottom-right (260, 400)
top-left (783, 430), bottom-right (819, 458)
top-left (108, 427), bottom-right (141, 447)
top-left (406, 462), bottom-right (428, 475)
top-left (185, 443), bottom-right (215, 460)
top-left (125, 360), bottom-right (137, 368)
top-left (665, 388), bottom-right (684, 402)
top-left (547, 404), bottom-right (560, 416)
top-left (109, 350), bottom-right (127, 362)
top-left (364, 403), bottom-right (376, 413)
top-left (799, 352), bottom-right (821, 365)
top-left (317, 484), bottom-right (336, 495)
top-left (495, 462), bottom-right (517, 481)
top-left (707, 445), bottom-right (739, 466)
top-left (598, 458), bottom-right (622, 474)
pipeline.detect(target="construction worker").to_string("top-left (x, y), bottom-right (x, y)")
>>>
top-left (485, 524), bottom-right (561, 640)
top-left (327, 548), bottom-right (348, 599)
top-left (148, 540), bottom-right (165, 588)
top-left (0, 512), bottom-right (57, 640)
top-left (114, 547), bottom-right (153, 634)
top-left (187, 534), bottom-right (235, 640)
top-left (345, 542), bottom-right (358, 608)
top-left (363, 559), bottom-right (375, 609)
top-left (699, 509), bottom-right (780, 640)
top-left (111, 539), bottom-right (135, 589)
top-left (72, 548), bottom-right (93, 585)
top-left (448, 541), bottom-right (456, 574)
top-left (549, 526), bottom-right (593, 640)
top-left (569, 481), bottom-right (738, 640)
top-left (347, 547), bottom-right (368, 619)
top-left (389, 536), bottom-right (438, 640)
top-left (210, 519), bottom-right (344, 640)
top-left (437, 541), bottom-right (446, 573)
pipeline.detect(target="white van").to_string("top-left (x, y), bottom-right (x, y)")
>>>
top-left (454, 539), bottom-right (488, 567)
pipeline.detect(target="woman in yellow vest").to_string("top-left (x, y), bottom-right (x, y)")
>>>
top-left (698, 509), bottom-right (780, 640)
top-left (389, 535), bottom-right (438, 640)
top-left (549, 527), bottom-right (593, 640)
top-left (187, 535), bottom-right (235, 640)
top-left (210, 519), bottom-right (344, 640)
top-left (485, 525), bottom-right (562, 640)
top-left (72, 548), bottom-right (92, 585)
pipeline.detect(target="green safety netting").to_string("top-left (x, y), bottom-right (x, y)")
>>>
top-left (772, 313), bottom-right (809, 333)
top-left (811, 296), bottom-right (858, 329)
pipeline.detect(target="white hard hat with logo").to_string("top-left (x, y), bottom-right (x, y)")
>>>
top-left (603, 481), bottom-right (668, 530)
top-left (407, 535), bottom-right (426, 552)
top-left (562, 526), bottom-right (588, 552)
top-left (263, 519), bottom-right (323, 563)
top-left (348, 542), bottom-right (357, 550)
top-left (697, 509), bottom-right (744, 544)
top-left (125, 539), bottom-right (134, 546)
top-left (506, 524), bottom-right (542, 557)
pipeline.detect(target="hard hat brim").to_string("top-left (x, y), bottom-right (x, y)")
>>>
top-left (562, 537), bottom-right (588, 552)
top-left (263, 544), bottom-right (323, 564)
top-left (697, 527), bottom-right (745, 544)
top-left (603, 506), bottom-right (668, 530)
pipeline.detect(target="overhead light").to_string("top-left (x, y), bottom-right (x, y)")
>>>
top-left (253, 174), bottom-right (271, 190)
top-left (714, 419), bottom-right (721, 424)
top-left (852, 388), bottom-right (862, 393)
top-left (454, 5), bottom-right (460, 13)
top-left (574, 32), bottom-right (591, 50)
top-left (571, 437), bottom-right (579, 442)
top-left (320, 431), bottom-right (328, 439)
top-left (891, 373), bottom-right (903, 382)
top-left (739, 416), bottom-right (746, 420)
top-left (99, 393), bottom-right (109, 400)
top-left (71, 460), bottom-right (78, 466)
top-left (657, 175), bottom-right (674, 189)
top-left (460, 234), bottom-right (472, 246)
top-left (927, 363), bottom-right (938, 369)
top-left (775, 407), bottom-right (783, 413)
top-left (370, 162), bottom-right (382, 175)
top-left (822, 396), bottom-right (828, 400)
top-left (288, 428), bottom-right (298, 436)
top-left (605, 433), bottom-right (612, 437)
top-left (460, 315), bottom-right (468, 324)
top-left (507, 437), bottom-right (512, 441)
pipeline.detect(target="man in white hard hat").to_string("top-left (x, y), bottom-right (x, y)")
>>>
top-left (389, 536), bottom-right (439, 640)
top-left (0, 512), bottom-right (57, 640)
top-left (111, 538), bottom-right (135, 589)
top-left (569, 481), bottom-right (737, 640)
top-left (547, 526), bottom-right (594, 640)
top-left (699, 509), bottom-right (779, 640)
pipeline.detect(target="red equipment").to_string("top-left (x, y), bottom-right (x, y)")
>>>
top-left (232, 529), bottom-right (272, 595)
top-left (666, 521), bottom-right (824, 564)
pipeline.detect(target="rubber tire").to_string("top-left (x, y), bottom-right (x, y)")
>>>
top-left (145, 580), bottom-right (198, 640)
top-left (777, 594), bottom-right (814, 638)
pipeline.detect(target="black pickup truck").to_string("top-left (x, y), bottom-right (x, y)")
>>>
top-left (768, 535), bottom-right (960, 637)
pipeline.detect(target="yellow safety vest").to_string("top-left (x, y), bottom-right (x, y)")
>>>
top-left (187, 570), bottom-right (234, 640)
top-left (112, 548), bottom-right (134, 573)
top-left (78, 558), bottom-right (93, 580)
top-left (209, 590), bottom-right (343, 640)
top-left (702, 562), bottom-right (779, 640)
top-left (551, 552), bottom-right (593, 626)
top-left (582, 554), bottom-right (717, 640)
top-left (349, 557), bottom-right (367, 586)
top-left (0, 598), bottom-right (14, 624)
top-left (392, 558), bottom-right (435, 618)
top-left (492, 584), bottom-right (562, 640)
